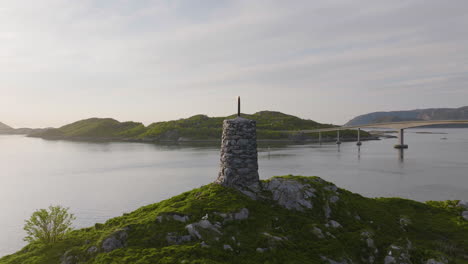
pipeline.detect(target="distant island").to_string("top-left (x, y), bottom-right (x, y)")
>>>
top-left (345, 106), bottom-right (468, 127)
top-left (27, 111), bottom-right (372, 143)
top-left (0, 122), bottom-right (44, 135)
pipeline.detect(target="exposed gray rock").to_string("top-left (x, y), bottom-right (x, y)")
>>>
top-left (324, 203), bottom-right (332, 219)
top-left (329, 220), bottom-right (342, 228)
top-left (458, 200), bottom-right (468, 209)
top-left (223, 244), bottom-right (233, 251)
top-left (234, 208), bottom-right (249, 220)
top-left (262, 232), bottom-right (286, 241)
top-left (217, 208), bottom-right (250, 222)
top-left (361, 231), bottom-right (372, 238)
top-left (157, 214), bottom-right (190, 223)
top-left (61, 250), bottom-right (79, 264)
top-left (262, 178), bottom-right (315, 211)
top-left (384, 256), bottom-right (396, 264)
top-left (366, 238), bottom-right (375, 248)
top-left (324, 185), bottom-right (338, 192)
top-left (216, 117), bottom-right (259, 191)
top-left (186, 219), bottom-right (222, 240)
top-left (312, 227), bottom-right (324, 238)
top-left (329, 195), bottom-right (340, 203)
top-left (101, 229), bottom-right (128, 252)
top-left (87, 246), bottom-right (98, 254)
top-left (384, 241), bottom-right (412, 264)
top-left (166, 232), bottom-right (192, 245)
top-left (426, 258), bottom-right (447, 264)
top-left (173, 214), bottom-right (190, 222)
top-left (462, 211), bottom-right (468, 220)
top-left (200, 241), bottom-right (210, 248)
top-left (256, 248), bottom-right (268, 253)
top-left (399, 217), bottom-right (411, 229)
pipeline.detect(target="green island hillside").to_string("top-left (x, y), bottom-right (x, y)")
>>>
top-left (28, 111), bottom-right (372, 142)
top-left (2, 176), bottom-right (466, 264)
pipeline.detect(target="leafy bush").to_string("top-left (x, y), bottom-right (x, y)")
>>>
top-left (24, 205), bottom-right (75, 244)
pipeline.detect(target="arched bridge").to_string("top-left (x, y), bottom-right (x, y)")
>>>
top-left (290, 120), bottom-right (468, 149)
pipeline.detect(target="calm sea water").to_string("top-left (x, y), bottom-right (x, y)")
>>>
top-left (1, 129), bottom-right (467, 256)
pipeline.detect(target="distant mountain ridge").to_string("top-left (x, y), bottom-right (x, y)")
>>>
top-left (0, 122), bottom-right (13, 132)
top-left (0, 122), bottom-right (44, 135)
top-left (345, 106), bottom-right (468, 126)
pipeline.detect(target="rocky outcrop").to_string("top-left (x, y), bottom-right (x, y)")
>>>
top-left (214, 208), bottom-right (249, 222)
top-left (458, 201), bottom-right (468, 220)
top-left (157, 213), bottom-right (190, 223)
top-left (383, 240), bottom-right (413, 264)
top-left (186, 219), bottom-right (222, 240)
top-left (101, 229), bottom-right (128, 252)
top-left (166, 232), bottom-right (192, 245)
top-left (262, 178), bottom-right (316, 211)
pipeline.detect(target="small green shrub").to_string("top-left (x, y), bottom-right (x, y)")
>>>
top-left (23, 205), bottom-right (75, 244)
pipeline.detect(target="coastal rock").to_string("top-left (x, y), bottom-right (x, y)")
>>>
top-left (223, 244), bottom-right (233, 251)
top-left (329, 195), bottom-right (340, 203)
top-left (262, 178), bottom-right (315, 211)
top-left (324, 203), bottom-right (332, 219)
top-left (61, 250), bottom-right (79, 264)
top-left (200, 241), bottom-right (210, 248)
top-left (87, 246), bottom-right (98, 254)
top-left (458, 200), bottom-right (468, 209)
top-left (312, 227), bottom-right (325, 238)
top-left (186, 219), bottom-right (222, 240)
top-left (101, 229), bottom-right (128, 252)
top-left (256, 248), bottom-right (268, 253)
top-left (262, 232), bottom-right (286, 242)
top-left (384, 240), bottom-right (413, 264)
top-left (426, 259), bottom-right (447, 264)
top-left (166, 232), bottom-right (192, 245)
top-left (217, 208), bottom-right (250, 222)
top-left (462, 211), bottom-right (468, 220)
top-left (157, 213), bottom-right (190, 223)
top-left (329, 220), bottom-right (342, 228)
top-left (384, 256), bottom-right (396, 264)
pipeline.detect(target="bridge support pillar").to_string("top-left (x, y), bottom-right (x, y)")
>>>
top-left (394, 128), bottom-right (408, 149)
top-left (336, 130), bottom-right (342, 145)
top-left (356, 128), bottom-right (362, 146)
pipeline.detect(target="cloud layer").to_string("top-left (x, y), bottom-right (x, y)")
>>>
top-left (1, 0), bottom-right (467, 127)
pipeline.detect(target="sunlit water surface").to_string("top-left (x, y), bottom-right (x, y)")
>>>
top-left (1, 128), bottom-right (467, 256)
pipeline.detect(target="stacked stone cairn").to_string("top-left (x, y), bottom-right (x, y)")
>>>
top-left (215, 117), bottom-right (260, 196)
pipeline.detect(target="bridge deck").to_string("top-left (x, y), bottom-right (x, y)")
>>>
top-left (286, 120), bottom-right (468, 133)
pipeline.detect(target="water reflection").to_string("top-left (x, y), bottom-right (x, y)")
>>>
top-left (398, 149), bottom-right (405, 162)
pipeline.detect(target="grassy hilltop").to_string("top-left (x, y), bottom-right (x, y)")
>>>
top-left (28, 111), bottom-right (369, 142)
top-left (1, 176), bottom-right (466, 264)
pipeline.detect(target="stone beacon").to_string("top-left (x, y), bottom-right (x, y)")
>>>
top-left (215, 97), bottom-right (260, 194)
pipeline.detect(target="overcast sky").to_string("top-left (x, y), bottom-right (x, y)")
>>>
top-left (1, 0), bottom-right (467, 128)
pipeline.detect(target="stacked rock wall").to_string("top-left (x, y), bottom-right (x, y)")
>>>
top-left (215, 117), bottom-right (259, 190)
